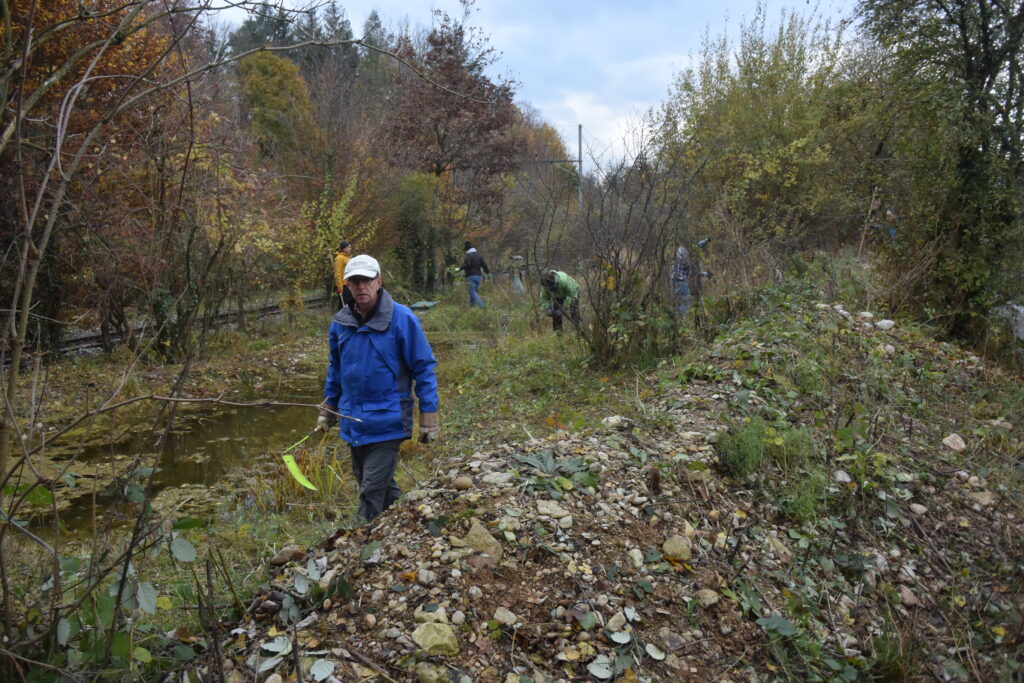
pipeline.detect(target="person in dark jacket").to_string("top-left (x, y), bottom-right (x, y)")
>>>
top-left (460, 241), bottom-right (489, 308)
top-left (316, 254), bottom-right (439, 522)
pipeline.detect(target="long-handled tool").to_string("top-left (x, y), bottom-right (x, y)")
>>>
top-left (282, 408), bottom-right (363, 490)
top-left (280, 431), bottom-right (321, 490)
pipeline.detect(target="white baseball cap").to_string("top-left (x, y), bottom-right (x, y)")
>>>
top-left (345, 254), bottom-right (381, 280)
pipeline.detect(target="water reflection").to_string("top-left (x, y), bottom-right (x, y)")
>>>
top-left (37, 385), bottom-right (328, 534)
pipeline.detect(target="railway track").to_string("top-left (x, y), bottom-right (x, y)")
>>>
top-left (58, 293), bottom-right (331, 354)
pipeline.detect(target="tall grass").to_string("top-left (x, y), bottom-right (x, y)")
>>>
top-left (241, 437), bottom-right (356, 516)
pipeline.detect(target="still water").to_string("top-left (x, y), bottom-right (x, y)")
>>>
top-left (36, 380), bottom-right (344, 534)
top-left (33, 330), bottom-right (467, 536)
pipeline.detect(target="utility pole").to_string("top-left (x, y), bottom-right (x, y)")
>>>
top-left (516, 123), bottom-right (584, 210)
top-left (578, 124), bottom-right (583, 211)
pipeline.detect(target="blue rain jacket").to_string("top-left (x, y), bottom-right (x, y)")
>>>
top-left (323, 290), bottom-right (438, 446)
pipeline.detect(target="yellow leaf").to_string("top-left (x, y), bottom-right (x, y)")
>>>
top-left (991, 626), bottom-right (1007, 639)
top-left (953, 596), bottom-right (966, 607)
top-left (156, 596), bottom-right (173, 610)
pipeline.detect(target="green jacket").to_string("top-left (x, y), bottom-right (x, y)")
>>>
top-left (540, 270), bottom-right (581, 308)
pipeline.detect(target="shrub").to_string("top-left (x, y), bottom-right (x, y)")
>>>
top-left (778, 468), bottom-right (829, 523)
top-left (718, 416), bottom-right (770, 477)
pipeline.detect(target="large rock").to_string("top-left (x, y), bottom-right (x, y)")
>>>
top-left (606, 612), bottom-right (627, 632)
top-left (481, 472), bottom-right (516, 486)
top-left (536, 499), bottom-right (570, 518)
top-left (268, 545), bottom-right (304, 566)
top-left (662, 535), bottom-right (692, 562)
top-left (695, 589), bottom-right (719, 608)
top-left (942, 433), bottom-right (967, 453)
top-left (657, 627), bottom-right (687, 652)
top-left (493, 607), bottom-right (518, 626)
top-left (464, 519), bottom-right (503, 560)
top-left (970, 490), bottom-right (995, 507)
top-left (412, 623), bottom-right (460, 656)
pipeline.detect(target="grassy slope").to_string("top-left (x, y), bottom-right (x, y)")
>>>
top-left (13, 260), bottom-right (1023, 679)
top-left (413, 258), bottom-right (1024, 679)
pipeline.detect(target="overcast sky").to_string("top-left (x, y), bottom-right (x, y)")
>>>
top-left (213, 1), bottom-right (854, 167)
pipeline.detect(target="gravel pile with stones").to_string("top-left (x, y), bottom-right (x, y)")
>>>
top-left (213, 363), bottom-right (1021, 682)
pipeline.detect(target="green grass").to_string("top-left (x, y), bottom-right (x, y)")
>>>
top-left (718, 416), bottom-right (770, 477)
top-left (777, 467), bottom-right (829, 524)
top-left (412, 283), bottom-right (637, 451)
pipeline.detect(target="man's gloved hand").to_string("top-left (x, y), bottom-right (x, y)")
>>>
top-left (316, 403), bottom-right (338, 432)
top-left (419, 412), bottom-right (438, 443)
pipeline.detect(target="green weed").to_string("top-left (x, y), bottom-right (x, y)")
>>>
top-left (865, 616), bottom-right (926, 681)
top-left (765, 423), bottom-right (818, 471)
top-left (718, 416), bottom-right (769, 477)
top-left (777, 468), bottom-right (829, 524)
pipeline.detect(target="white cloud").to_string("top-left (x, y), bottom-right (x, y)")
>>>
top-left (540, 92), bottom-right (658, 170)
top-left (210, 0), bottom-right (856, 165)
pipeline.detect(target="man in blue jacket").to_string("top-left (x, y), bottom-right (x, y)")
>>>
top-left (315, 254), bottom-right (439, 522)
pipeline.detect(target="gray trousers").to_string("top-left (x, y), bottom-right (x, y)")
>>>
top-left (350, 439), bottom-right (403, 522)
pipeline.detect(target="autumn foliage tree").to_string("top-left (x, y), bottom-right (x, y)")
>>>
top-left (237, 51), bottom-right (319, 160)
top-left (382, 1), bottom-right (523, 282)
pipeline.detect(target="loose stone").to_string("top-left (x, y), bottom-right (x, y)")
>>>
top-left (411, 623), bottom-right (459, 656)
top-left (695, 589), bottom-right (719, 608)
top-left (493, 607), bottom-right (518, 626)
top-left (663, 534), bottom-right (692, 561)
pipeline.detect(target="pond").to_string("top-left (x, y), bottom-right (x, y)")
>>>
top-left (24, 323), bottom-right (476, 537)
top-left (27, 379), bottom-right (347, 536)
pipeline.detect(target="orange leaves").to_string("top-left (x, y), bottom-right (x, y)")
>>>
top-left (5, 0), bottom-right (178, 140)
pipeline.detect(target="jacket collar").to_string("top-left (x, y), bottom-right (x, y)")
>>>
top-left (334, 289), bottom-right (394, 331)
